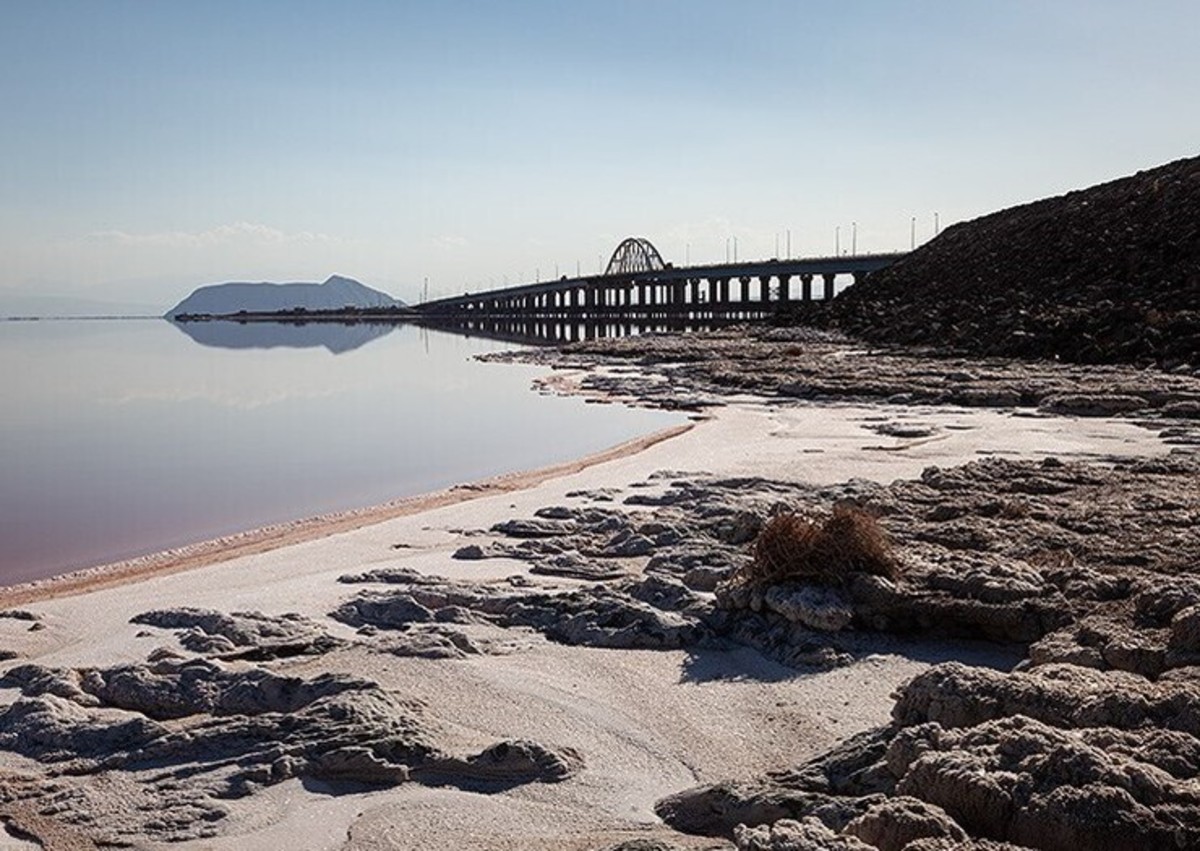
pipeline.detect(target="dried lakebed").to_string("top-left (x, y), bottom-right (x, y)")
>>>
top-left (0, 328), bottom-right (1199, 850)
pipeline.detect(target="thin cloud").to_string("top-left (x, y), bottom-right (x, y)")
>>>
top-left (84, 222), bottom-right (351, 248)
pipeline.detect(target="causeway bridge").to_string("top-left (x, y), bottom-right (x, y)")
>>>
top-left (414, 237), bottom-right (907, 321)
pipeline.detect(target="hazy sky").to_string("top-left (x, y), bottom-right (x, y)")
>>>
top-left (3, 1), bottom-right (1198, 307)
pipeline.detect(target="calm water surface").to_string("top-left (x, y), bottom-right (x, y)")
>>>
top-left (0, 319), bottom-right (683, 585)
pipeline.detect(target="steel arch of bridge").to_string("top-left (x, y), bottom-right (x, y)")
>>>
top-left (605, 237), bottom-right (666, 276)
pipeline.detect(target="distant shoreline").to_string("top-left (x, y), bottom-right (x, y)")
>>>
top-left (1, 314), bottom-right (162, 322)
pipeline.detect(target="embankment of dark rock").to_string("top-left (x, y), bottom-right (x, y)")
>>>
top-left (792, 155), bottom-right (1200, 367)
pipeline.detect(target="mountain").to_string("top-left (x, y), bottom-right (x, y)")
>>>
top-left (800, 155), bottom-right (1200, 367)
top-left (166, 275), bottom-right (405, 318)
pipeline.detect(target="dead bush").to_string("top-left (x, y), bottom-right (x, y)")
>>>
top-left (739, 505), bottom-right (898, 587)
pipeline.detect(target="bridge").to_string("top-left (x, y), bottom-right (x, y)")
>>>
top-left (414, 237), bottom-right (907, 321)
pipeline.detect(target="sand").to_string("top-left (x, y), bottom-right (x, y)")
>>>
top-left (0, 393), bottom-right (1168, 850)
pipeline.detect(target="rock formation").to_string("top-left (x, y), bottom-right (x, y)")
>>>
top-left (799, 155), bottom-right (1200, 367)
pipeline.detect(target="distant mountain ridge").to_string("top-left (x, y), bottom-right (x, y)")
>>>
top-left (166, 275), bottom-right (404, 318)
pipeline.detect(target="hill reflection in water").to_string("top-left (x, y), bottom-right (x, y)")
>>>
top-left (170, 319), bottom-right (397, 354)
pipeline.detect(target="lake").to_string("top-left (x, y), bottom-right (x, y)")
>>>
top-left (0, 319), bottom-right (683, 586)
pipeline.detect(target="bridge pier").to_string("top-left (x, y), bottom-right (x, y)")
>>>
top-left (822, 273), bottom-right (836, 300)
top-left (775, 274), bottom-right (789, 304)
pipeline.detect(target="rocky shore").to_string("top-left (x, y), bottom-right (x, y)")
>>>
top-left (0, 322), bottom-right (1196, 849)
top-left (486, 327), bottom-right (1200, 849)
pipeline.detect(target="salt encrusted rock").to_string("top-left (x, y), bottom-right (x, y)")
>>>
top-left (713, 510), bottom-right (764, 545)
top-left (492, 518), bottom-right (574, 538)
top-left (332, 574), bottom-right (710, 651)
top-left (337, 566), bottom-right (449, 585)
top-left (0, 657), bottom-right (579, 842)
top-left (602, 530), bottom-right (657, 558)
top-left (1164, 400), bottom-right (1200, 418)
top-left (307, 746), bottom-right (411, 784)
top-left (600, 840), bottom-right (693, 851)
top-left (734, 817), bottom-right (874, 850)
top-left (890, 715), bottom-right (1200, 849)
top-left (656, 728), bottom-right (894, 837)
top-left (530, 553), bottom-right (627, 580)
top-left (334, 594), bottom-right (437, 630)
top-left (1027, 626), bottom-right (1105, 669)
top-left (1039, 393), bottom-right (1149, 416)
top-left (761, 583), bottom-right (854, 633)
top-left (843, 797), bottom-right (968, 850)
top-left (682, 565), bottom-right (732, 593)
top-left (413, 739), bottom-right (583, 787)
top-left (892, 661), bottom-right (1200, 735)
top-left (452, 544), bottom-right (487, 560)
top-left (129, 608), bottom-right (342, 658)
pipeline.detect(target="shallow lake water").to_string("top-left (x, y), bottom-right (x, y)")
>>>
top-left (0, 319), bottom-right (683, 585)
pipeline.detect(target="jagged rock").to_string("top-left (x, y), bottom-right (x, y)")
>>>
top-left (338, 567), bottom-right (449, 585)
top-left (2, 658), bottom-right (365, 721)
top-left (761, 584), bottom-right (854, 632)
top-left (843, 797), bottom-right (968, 850)
top-left (0, 657), bottom-right (579, 842)
top-left (530, 553), bottom-right (627, 580)
top-left (600, 840), bottom-right (697, 851)
top-left (492, 518), bottom-right (574, 538)
top-left (657, 728), bottom-right (894, 837)
top-left (892, 662), bottom-right (1200, 736)
top-left (602, 531), bottom-right (657, 558)
top-left (890, 715), bottom-right (1200, 850)
top-left (714, 511), bottom-right (764, 545)
top-left (683, 565), bottom-right (733, 592)
top-left (734, 818), bottom-right (874, 850)
top-left (332, 575), bottom-right (709, 651)
top-left (1039, 394), bottom-right (1149, 416)
top-left (452, 544), bottom-right (487, 560)
top-left (376, 626), bottom-right (483, 659)
top-left (414, 739), bottom-right (582, 787)
top-left (333, 594), bottom-right (436, 630)
top-left (129, 608), bottom-right (342, 658)
top-left (307, 746), bottom-right (410, 784)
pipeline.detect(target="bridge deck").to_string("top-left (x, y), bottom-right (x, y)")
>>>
top-left (415, 252), bottom-right (906, 317)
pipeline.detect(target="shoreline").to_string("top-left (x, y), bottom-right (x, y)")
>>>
top-left (0, 421), bottom-right (695, 608)
top-left (1, 331), bottom-right (1196, 850)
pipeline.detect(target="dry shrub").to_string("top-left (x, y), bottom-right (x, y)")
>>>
top-left (741, 505), bottom-right (898, 587)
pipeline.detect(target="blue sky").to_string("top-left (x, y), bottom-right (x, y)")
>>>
top-left (2, 1), bottom-right (1198, 307)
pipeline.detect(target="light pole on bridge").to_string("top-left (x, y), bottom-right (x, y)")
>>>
top-left (852, 222), bottom-right (857, 256)
top-left (835, 226), bottom-right (840, 256)
top-left (911, 216), bottom-right (916, 250)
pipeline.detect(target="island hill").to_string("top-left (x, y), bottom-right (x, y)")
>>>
top-left (166, 274), bottom-right (413, 321)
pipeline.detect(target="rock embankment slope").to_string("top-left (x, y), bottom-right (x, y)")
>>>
top-left (802, 155), bottom-right (1200, 367)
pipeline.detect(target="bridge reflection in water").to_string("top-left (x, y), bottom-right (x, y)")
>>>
top-left (416, 237), bottom-right (907, 322)
top-left (416, 316), bottom-right (742, 347)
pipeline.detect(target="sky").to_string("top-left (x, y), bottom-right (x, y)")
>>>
top-left (2, 0), bottom-right (1198, 309)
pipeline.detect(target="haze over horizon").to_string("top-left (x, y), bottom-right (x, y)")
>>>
top-left (3, 1), bottom-right (1198, 311)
